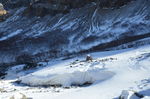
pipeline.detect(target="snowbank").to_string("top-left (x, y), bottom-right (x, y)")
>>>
top-left (19, 69), bottom-right (115, 87)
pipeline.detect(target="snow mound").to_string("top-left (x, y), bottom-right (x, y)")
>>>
top-left (19, 69), bottom-right (115, 87)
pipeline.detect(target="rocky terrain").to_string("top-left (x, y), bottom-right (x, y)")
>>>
top-left (0, 1), bottom-right (150, 98)
top-left (0, 0), bottom-right (149, 65)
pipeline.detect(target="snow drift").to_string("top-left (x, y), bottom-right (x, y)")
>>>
top-left (19, 69), bottom-right (115, 87)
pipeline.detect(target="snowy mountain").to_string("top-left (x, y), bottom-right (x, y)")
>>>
top-left (0, 0), bottom-right (150, 63)
top-left (0, 0), bottom-right (150, 99)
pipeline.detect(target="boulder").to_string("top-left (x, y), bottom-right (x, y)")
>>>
top-left (0, 9), bottom-right (7, 15)
top-left (8, 93), bottom-right (28, 99)
top-left (119, 90), bottom-right (144, 99)
top-left (0, 3), bottom-right (8, 21)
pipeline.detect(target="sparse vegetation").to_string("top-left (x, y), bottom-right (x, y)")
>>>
top-left (15, 53), bottom-right (37, 70)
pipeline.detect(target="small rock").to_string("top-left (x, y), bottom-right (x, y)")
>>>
top-left (0, 88), bottom-right (7, 93)
top-left (0, 3), bottom-right (8, 21)
top-left (119, 90), bottom-right (144, 99)
top-left (8, 92), bottom-right (28, 99)
top-left (86, 54), bottom-right (93, 62)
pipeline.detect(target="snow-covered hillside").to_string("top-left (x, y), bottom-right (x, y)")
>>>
top-left (0, 0), bottom-right (150, 63)
top-left (0, 0), bottom-right (150, 99)
top-left (0, 45), bottom-right (150, 99)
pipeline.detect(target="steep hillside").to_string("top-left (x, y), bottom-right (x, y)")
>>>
top-left (0, 0), bottom-right (150, 64)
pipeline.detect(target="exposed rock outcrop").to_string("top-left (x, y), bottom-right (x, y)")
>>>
top-left (2, 0), bottom-right (133, 16)
top-left (0, 3), bottom-right (6, 14)
top-left (119, 90), bottom-right (144, 99)
top-left (24, 0), bottom-right (96, 16)
top-left (0, 3), bottom-right (8, 21)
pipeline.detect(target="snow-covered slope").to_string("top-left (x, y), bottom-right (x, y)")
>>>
top-left (0, 45), bottom-right (150, 99)
top-left (0, 0), bottom-right (150, 63)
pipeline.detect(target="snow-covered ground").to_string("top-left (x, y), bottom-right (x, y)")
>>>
top-left (0, 45), bottom-right (150, 99)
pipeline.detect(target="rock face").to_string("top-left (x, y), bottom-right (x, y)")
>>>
top-left (24, 0), bottom-right (133, 16)
top-left (24, 0), bottom-right (96, 16)
top-left (1, 0), bottom-right (133, 16)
